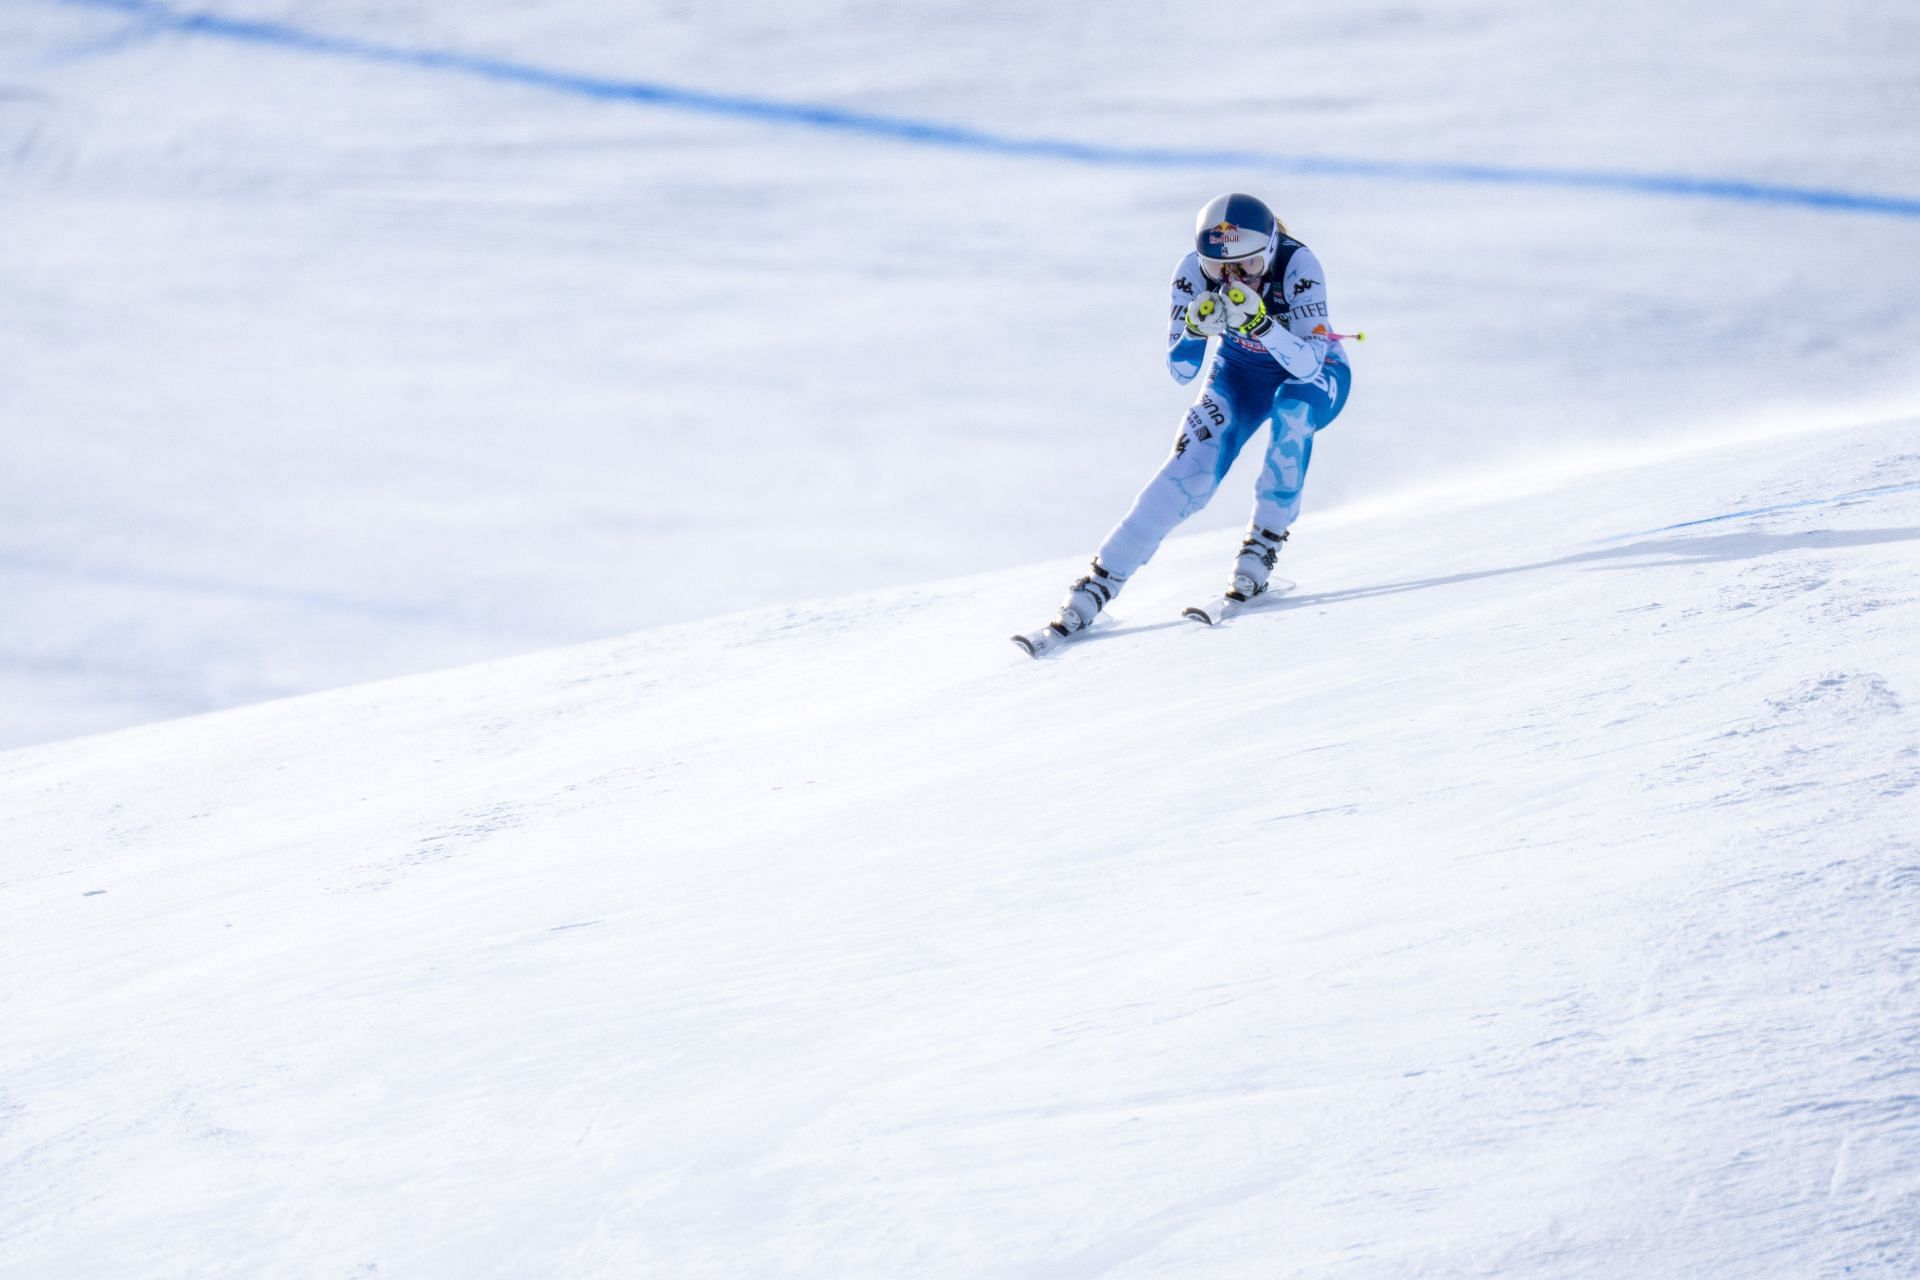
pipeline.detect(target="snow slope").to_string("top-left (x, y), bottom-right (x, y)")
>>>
top-left (5, 0), bottom-right (1920, 744)
top-left (5, 414), bottom-right (1918, 1277)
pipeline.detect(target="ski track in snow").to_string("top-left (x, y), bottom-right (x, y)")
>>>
top-left (1614, 478), bottom-right (1920, 539)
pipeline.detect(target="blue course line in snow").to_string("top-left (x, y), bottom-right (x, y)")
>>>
top-left (51, 0), bottom-right (1920, 222)
top-left (1614, 479), bottom-right (1920, 540)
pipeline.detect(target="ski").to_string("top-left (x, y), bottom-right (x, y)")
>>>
top-left (1010, 612), bottom-right (1118, 658)
top-left (1010, 623), bottom-right (1073, 658)
top-left (1182, 578), bottom-right (1296, 626)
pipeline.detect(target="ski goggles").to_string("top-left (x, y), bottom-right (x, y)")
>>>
top-left (1198, 251), bottom-right (1269, 282)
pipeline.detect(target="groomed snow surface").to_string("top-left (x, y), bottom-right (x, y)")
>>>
top-left (8, 0), bottom-right (1920, 1274)
top-left (6, 416), bottom-right (1919, 1277)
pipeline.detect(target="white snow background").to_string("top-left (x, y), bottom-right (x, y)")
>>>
top-left (3, 1), bottom-right (1920, 1276)
top-left (3, 0), bottom-right (1919, 743)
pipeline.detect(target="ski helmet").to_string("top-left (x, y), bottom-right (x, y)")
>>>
top-left (1194, 193), bottom-right (1280, 281)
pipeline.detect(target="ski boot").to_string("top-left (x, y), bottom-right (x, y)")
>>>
top-left (1183, 528), bottom-right (1292, 625)
top-left (1227, 527), bottom-right (1288, 601)
top-left (1012, 559), bottom-right (1125, 657)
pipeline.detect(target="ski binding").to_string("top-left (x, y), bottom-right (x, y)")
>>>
top-left (1182, 578), bottom-right (1296, 626)
top-left (1011, 622), bottom-right (1072, 657)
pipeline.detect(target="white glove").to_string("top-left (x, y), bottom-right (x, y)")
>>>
top-left (1220, 280), bottom-right (1270, 336)
top-left (1183, 291), bottom-right (1228, 338)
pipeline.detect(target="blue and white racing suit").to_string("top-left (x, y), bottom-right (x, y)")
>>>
top-left (1095, 239), bottom-right (1352, 580)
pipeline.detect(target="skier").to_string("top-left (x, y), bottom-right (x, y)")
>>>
top-left (1014, 193), bottom-right (1352, 654)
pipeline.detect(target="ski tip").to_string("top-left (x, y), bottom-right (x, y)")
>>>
top-left (1182, 606), bottom-right (1219, 626)
top-left (1010, 634), bottom-right (1038, 656)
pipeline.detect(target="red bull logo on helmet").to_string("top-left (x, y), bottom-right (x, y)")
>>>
top-left (1205, 221), bottom-right (1241, 247)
